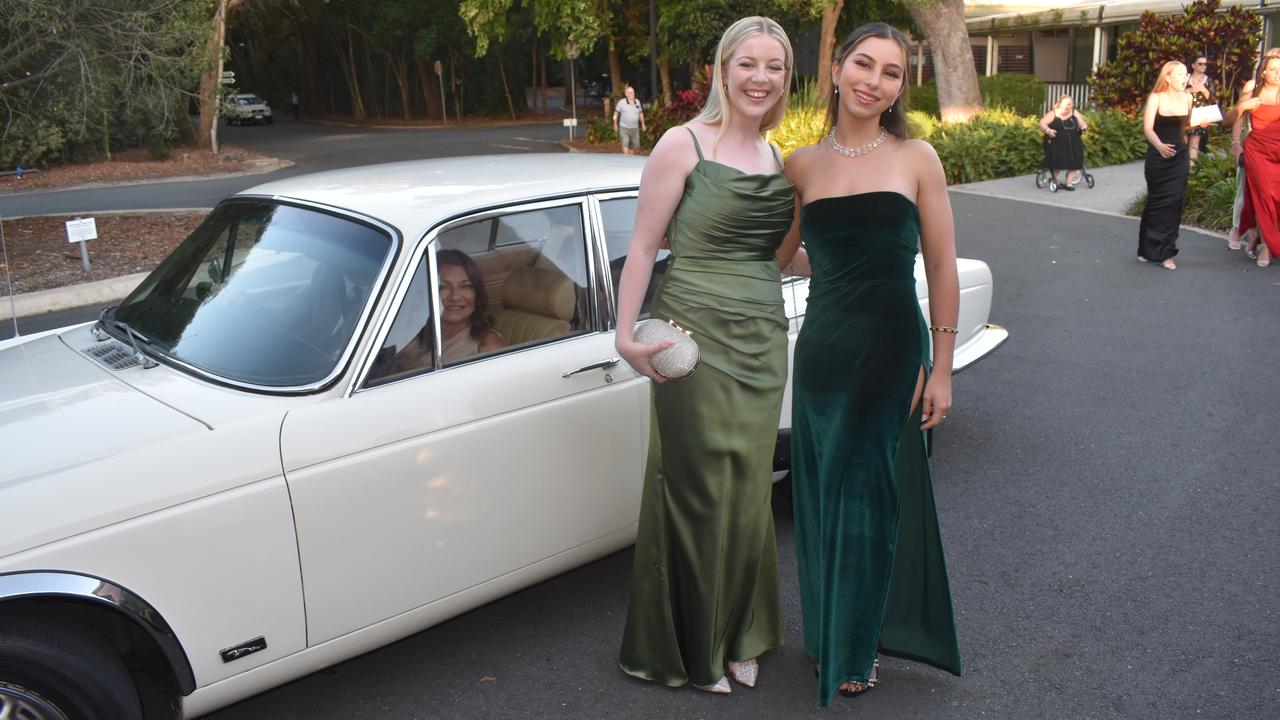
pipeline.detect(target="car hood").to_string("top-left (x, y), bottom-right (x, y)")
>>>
top-left (0, 334), bottom-right (208, 485)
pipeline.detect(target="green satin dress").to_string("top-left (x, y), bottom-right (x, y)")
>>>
top-left (791, 192), bottom-right (961, 706)
top-left (619, 129), bottom-right (795, 688)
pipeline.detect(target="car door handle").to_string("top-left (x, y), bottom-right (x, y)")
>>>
top-left (562, 357), bottom-right (620, 378)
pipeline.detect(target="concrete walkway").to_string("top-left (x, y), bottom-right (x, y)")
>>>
top-left (950, 159), bottom-right (1146, 218)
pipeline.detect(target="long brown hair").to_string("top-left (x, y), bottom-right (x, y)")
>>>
top-left (437, 249), bottom-right (493, 340)
top-left (1254, 55), bottom-right (1280, 92)
top-left (825, 22), bottom-right (911, 139)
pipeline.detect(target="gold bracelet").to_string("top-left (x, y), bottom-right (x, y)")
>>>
top-left (929, 325), bottom-right (958, 334)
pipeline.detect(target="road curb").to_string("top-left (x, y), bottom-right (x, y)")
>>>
top-left (0, 160), bottom-right (294, 198)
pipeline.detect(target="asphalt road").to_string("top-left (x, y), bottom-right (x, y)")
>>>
top-left (0, 119), bottom-right (568, 217)
top-left (187, 194), bottom-right (1278, 720)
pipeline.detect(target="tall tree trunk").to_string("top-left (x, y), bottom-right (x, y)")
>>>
top-left (531, 34), bottom-right (542, 112)
top-left (540, 50), bottom-right (548, 112)
top-left (608, 37), bottom-right (624, 99)
top-left (392, 54), bottom-right (411, 120)
top-left (450, 51), bottom-right (462, 120)
top-left (498, 53), bottom-right (516, 120)
top-left (906, 0), bottom-right (982, 122)
top-left (816, 0), bottom-right (844, 101)
top-left (341, 23), bottom-right (367, 119)
top-left (659, 55), bottom-right (672, 106)
top-left (196, 0), bottom-right (227, 151)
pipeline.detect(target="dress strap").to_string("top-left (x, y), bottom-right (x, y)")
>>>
top-left (770, 143), bottom-right (784, 172)
top-left (684, 126), bottom-right (705, 161)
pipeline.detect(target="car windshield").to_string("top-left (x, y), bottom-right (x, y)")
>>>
top-left (238, 96), bottom-right (262, 105)
top-left (111, 200), bottom-right (391, 389)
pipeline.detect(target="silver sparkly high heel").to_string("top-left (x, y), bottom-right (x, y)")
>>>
top-left (694, 677), bottom-right (731, 694)
top-left (727, 658), bottom-right (759, 688)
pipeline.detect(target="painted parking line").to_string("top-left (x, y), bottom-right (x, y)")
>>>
top-left (512, 137), bottom-right (560, 144)
top-left (490, 144), bottom-right (533, 151)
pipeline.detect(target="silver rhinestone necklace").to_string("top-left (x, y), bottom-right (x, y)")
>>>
top-left (827, 127), bottom-right (889, 158)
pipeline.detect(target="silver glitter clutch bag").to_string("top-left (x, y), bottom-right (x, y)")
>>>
top-left (634, 318), bottom-right (700, 380)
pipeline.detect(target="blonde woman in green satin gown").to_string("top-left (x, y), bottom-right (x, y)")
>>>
top-left (615, 16), bottom-right (797, 695)
top-left (777, 23), bottom-right (962, 706)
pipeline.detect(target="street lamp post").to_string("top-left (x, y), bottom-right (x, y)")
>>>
top-left (566, 45), bottom-right (579, 140)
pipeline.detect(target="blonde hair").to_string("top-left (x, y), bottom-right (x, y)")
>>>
top-left (1055, 94), bottom-right (1073, 110)
top-left (1151, 61), bottom-right (1185, 94)
top-left (1257, 55), bottom-right (1280, 89)
top-left (692, 16), bottom-right (793, 139)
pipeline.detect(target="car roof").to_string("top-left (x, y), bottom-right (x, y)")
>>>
top-left (237, 153), bottom-right (646, 238)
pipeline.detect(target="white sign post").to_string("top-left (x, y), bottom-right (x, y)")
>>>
top-left (65, 217), bottom-right (97, 272)
top-left (434, 60), bottom-right (447, 126)
top-left (563, 117), bottom-right (578, 141)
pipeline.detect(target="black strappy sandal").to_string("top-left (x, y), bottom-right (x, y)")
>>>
top-left (816, 659), bottom-right (880, 698)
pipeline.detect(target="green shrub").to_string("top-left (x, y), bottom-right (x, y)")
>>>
top-left (926, 110), bottom-right (1042, 184)
top-left (586, 116), bottom-right (616, 144)
top-left (644, 89), bottom-right (706, 148)
top-left (1079, 109), bottom-right (1147, 167)
top-left (770, 79), bottom-right (826, 157)
top-left (907, 74), bottom-right (1044, 119)
top-left (1184, 150), bottom-right (1238, 230)
top-left (1091, 0), bottom-right (1261, 112)
top-left (908, 82), bottom-right (939, 117)
top-left (980, 74), bottom-right (1045, 116)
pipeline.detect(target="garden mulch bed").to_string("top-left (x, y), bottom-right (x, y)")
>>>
top-left (0, 145), bottom-right (283, 195)
top-left (1, 212), bottom-right (204, 295)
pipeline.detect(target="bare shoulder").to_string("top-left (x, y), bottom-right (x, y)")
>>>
top-left (785, 143), bottom-right (822, 172)
top-left (900, 138), bottom-right (942, 165)
top-left (481, 329), bottom-right (506, 351)
top-left (645, 125), bottom-right (700, 175)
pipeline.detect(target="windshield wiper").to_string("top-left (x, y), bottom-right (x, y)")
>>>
top-left (94, 307), bottom-right (158, 369)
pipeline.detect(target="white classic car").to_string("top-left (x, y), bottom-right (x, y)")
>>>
top-left (0, 154), bottom-right (1006, 719)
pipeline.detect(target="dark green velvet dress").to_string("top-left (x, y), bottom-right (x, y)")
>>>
top-left (791, 192), bottom-right (961, 706)
top-left (619, 130), bottom-right (794, 688)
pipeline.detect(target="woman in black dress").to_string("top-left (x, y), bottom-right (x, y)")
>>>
top-left (1187, 55), bottom-right (1216, 166)
top-left (1139, 61), bottom-right (1192, 270)
top-left (1038, 95), bottom-right (1089, 189)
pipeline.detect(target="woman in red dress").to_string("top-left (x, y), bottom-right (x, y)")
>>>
top-left (1238, 56), bottom-right (1280, 268)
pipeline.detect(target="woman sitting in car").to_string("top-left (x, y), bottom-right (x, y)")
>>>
top-left (438, 249), bottom-right (505, 363)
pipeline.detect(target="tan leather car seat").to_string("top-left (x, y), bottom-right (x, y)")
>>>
top-left (491, 266), bottom-right (577, 346)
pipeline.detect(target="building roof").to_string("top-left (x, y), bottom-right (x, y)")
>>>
top-left (966, 0), bottom-right (1276, 31)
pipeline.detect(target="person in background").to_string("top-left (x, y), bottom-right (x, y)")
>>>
top-left (1138, 61), bottom-right (1193, 270)
top-left (1225, 48), bottom-right (1280, 256)
top-left (1186, 56), bottom-right (1215, 166)
top-left (613, 85), bottom-right (647, 155)
top-left (1235, 55), bottom-right (1280, 268)
top-left (290, 91), bottom-right (300, 121)
top-left (1038, 95), bottom-right (1089, 190)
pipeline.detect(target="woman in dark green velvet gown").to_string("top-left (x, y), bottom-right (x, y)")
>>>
top-left (614, 17), bottom-right (797, 695)
top-left (778, 23), bottom-right (962, 706)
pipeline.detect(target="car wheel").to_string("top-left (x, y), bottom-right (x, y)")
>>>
top-left (0, 618), bottom-right (143, 720)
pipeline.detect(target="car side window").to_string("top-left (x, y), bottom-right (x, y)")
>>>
top-left (365, 256), bottom-right (434, 387)
top-left (436, 204), bottom-right (590, 366)
top-left (364, 202), bottom-right (592, 387)
top-left (600, 197), bottom-right (668, 318)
